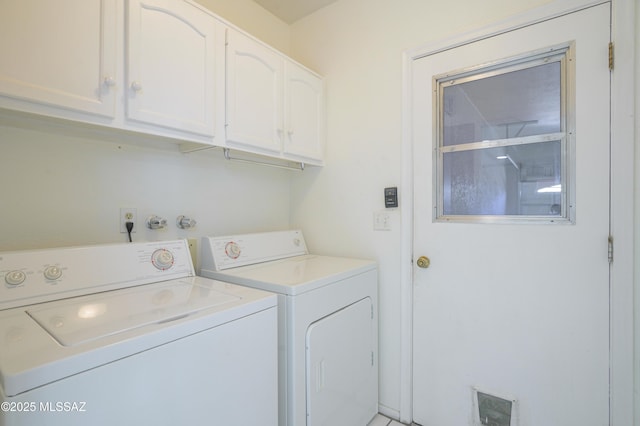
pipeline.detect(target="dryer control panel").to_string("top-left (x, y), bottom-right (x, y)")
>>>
top-left (202, 230), bottom-right (308, 271)
top-left (0, 240), bottom-right (194, 310)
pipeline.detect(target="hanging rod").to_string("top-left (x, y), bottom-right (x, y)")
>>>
top-left (223, 148), bottom-right (305, 171)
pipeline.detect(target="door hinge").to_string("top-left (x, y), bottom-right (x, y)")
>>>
top-left (608, 42), bottom-right (614, 71)
top-left (608, 236), bottom-right (614, 263)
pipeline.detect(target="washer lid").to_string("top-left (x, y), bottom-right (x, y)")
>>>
top-left (202, 255), bottom-right (376, 296)
top-left (26, 280), bottom-right (240, 346)
top-left (0, 277), bottom-right (276, 397)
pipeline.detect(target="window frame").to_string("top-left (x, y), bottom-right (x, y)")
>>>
top-left (432, 42), bottom-right (576, 224)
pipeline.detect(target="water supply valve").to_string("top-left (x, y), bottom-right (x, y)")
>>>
top-left (176, 215), bottom-right (197, 229)
top-left (146, 215), bottom-right (167, 230)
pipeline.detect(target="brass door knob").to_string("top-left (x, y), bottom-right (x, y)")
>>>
top-left (416, 256), bottom-right (430, 269)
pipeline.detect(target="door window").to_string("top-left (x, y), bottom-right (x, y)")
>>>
top-left (434, 44), bottom-right (574, 222)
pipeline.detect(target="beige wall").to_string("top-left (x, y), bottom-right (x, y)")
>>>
top-left (636, 2), bottom-right (640, 424)
top-left (194, 0), bottom-right (290, 54)
top-left (0, 125), bottom-right (292, 257)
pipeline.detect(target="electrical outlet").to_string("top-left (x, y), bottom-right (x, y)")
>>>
top-left (120, 208), bottom-right (137, 233)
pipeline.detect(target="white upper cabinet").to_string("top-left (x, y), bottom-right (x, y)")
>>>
top-left (0, 1), bottom-right (323, 164)
top-left (0, 0), bottom-right (118, 117)
top-left (225, 28), bottom-right (324, 164)
top-left (225, 28), bottom-right (284, 153)
top-left (284, 61), bottom-right (324, 162)
top-left (126, 0), bottom-right (217, 137)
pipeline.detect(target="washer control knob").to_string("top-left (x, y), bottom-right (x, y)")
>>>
top-left (5, 270), bottom-right (26, 286)
top-left (43, 265), bottom-right (63, 281)
top-left (225, 242), bottom-right (241, 259)
top-left (151, 249), bottom-right (174, 270)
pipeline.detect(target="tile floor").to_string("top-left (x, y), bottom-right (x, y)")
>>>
top-left (367, 413), bottom-right (407, 426)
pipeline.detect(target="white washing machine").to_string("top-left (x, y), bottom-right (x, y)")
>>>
top-left (200, 230), bottom-right (378, 426)
top-left (0, 239), bottom-right (278, 426)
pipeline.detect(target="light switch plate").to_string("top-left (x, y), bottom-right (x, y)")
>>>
top-left (373, 210), bottom-right (391, 231)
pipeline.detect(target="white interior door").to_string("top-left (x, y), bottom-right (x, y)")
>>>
top-left (411, 5), bottom-right (611, 425)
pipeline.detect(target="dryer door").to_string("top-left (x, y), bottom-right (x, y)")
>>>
top-left (305, 297), bottom-right (376, 426)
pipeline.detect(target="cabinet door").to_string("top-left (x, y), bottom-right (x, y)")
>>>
top-left (226, 28), bottom-right (283, 153)
top-left (127, 0), bottom-right (216, 137)
top-left (0, 0), bottom-right (117, 117)
top-left (284, 62), bottom-right (324, 162)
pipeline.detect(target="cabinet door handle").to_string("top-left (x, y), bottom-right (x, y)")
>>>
top-left (103, 76), bottom-right (116, 87)
top-left (130, 81), bottom-right (143, 92)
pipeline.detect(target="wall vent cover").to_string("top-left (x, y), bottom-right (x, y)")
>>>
top-left (474, 389), bottom-right (515, 426)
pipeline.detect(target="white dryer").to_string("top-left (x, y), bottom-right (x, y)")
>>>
top-left (200, 230), bottom-right (378, 426)
top-left (0, 240), bottom-right (278, 426)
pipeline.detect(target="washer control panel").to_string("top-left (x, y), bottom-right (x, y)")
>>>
top-left (202, 230), bottom-right (309, 271)
top-left (0, 240), bottom-right (194, 310)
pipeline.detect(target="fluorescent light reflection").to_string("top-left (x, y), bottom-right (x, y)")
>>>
top-left (496, 154), bottom-right (519, 170)
top-left (537, 184), bottom-right (562, 193)
top-left (77, 303), bottom-right (107, 319)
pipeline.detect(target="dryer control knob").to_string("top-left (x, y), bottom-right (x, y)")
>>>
top-left (151, 249), bottom-right (174, 270)
top-left (225, 242), bottom-right (241, 259)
